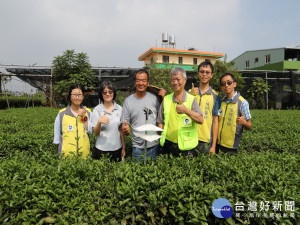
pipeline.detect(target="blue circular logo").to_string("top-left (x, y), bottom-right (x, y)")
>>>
top-left (212, 198), bottom-right (233, 218)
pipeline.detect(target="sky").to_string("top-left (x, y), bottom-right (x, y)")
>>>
top-left (1, 0), bottom-right (300, 68)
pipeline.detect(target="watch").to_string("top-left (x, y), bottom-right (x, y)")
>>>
top-left (81, 116), bottom-right (88, 122)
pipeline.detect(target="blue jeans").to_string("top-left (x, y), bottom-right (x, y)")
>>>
top-left (132, 145), bottom-right (159, 162)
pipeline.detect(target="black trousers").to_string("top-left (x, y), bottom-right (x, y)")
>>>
top-left (92, 147), bottom-right (122, 161)
top-left (161, 139), bottom-right (197, 157)
top-left (216, 144), bottom-right (238, 155)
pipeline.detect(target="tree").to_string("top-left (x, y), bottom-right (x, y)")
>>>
top-left (52, 50), bottom-right (96, 105)
top-left (211, 60), bottom-right (245, 93)
top-left (247, 78), bottom-right (271, 109)
top-left (147, 66), bottom-right (173, 94)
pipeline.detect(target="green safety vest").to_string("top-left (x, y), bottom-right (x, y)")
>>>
top-left (160, 92), bottom-right (198, 151)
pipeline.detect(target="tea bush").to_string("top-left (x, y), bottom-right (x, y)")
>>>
top-left (0, 108), bottom-right (299, 224)
top-left (0, 96), bottom-right (46, 109)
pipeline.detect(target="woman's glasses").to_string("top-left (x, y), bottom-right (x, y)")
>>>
top-left (71, 94), bottom-right (84, 98)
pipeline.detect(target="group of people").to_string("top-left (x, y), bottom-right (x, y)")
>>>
top-left (53, 62), bottom-right (252, 161)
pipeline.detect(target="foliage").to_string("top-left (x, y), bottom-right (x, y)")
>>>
top-left (115, 90), bottom-right (126, 106)
top-left (247, 78), bottom-right (271, 109)
top-left (0, 107), bottom-right (57, 157)
top-left (52, 49), bottom-right (96, 105)
top-left (147, 66), bottom-right (173, 94)
top-left (211, 60), bottom-right (245, 94)
top-left (0, 75), bottom-right (12, 93)
top-left (239, 109), bottom-right (300, 154)
top-left (0, 96), bottom-right (46, 109)
top-left (0, 151), bottom-right (298, 224)
top-left (0, 108), bottom-right (299, 224)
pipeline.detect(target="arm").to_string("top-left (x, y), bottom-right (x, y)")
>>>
top-left (237, 100), bottom-right (252, 130)
top-left (93, 112), bottom-right (109, 136)
top-left (237, 115), bottom-right (252, 130)
top-left (121, 120), bottom-right (130, 135)
top-left (93, 120), bottom-right (101, 136)
top-left (119, 126), bottom-right (126, 158)
top-left (209, 115), bottom-right (219, 155)
top-left (182, 106), bottom-right (203, 124)
top-left (157, 123), bottom-right (164, 135)
top-left (244, 119), bottom-right (252, 130)
top-left (158, 88), bottom-right (167, 100)
top-left (78, 107), bottom-right (89, 131)
top-left (156, 102), bottom-right (165, 134)
top-left (53, 114), bottom-right (60, 144)
top-left (209, 96), bottom-right (221, 155)
top-left (120, 100), bottom-right (131, 135)
top-left (176, 99), bottom-right (204, 124)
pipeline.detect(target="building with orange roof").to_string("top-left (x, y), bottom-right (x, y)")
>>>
top-left (138, 47), bottom-right (224, 71)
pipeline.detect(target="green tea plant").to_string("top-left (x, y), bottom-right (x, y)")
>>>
top-left (0, 108), bottom-right (299, 224)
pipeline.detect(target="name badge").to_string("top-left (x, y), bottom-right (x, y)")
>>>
top-left (218, 109), bottom-right (223, 116)
top-left (183, 118), bottom-right (191, 126)
top-left (68, 125), bottom-right (73, 132)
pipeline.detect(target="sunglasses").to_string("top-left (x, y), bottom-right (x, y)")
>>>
top-left (220, 81), bottom-right (234, 87)
top-left (102, 91), bottom-right (113, 95)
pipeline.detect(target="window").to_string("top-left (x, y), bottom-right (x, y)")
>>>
top-left (150, 57), bottom-right (154, 64)
top-left (254, 58), bottom-right (259, 63)
top-left (178, 57), bottom-right (183, 64)
top-left (162, 55), bottom-right (169, 63)
top-left (193, 58), bottom-right (197, 65)
top-left (205, 59), bottom-right (211, 62)
top-left (245, 60), bottom-right (249, 68)
top-left (265, 55), bottom-right (270, 64)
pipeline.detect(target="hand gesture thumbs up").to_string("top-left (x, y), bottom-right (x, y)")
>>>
top-left (190, 83), bottom-right (199, 96)
top-left (78, 106), bottom-right (87, 117)
top-left (176, 99), bottom-right (187, 114)
top-left (122, 120), bottom-right (130, 135)
top-left (236, 111), bottom-right (245, 125)
top-left (99, 111), bottom-right (109, 125)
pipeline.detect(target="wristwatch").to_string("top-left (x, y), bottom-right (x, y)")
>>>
top-left (81, 116), bottom-right (88, 122)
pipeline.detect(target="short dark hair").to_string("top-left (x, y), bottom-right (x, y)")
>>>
top-left (68, 84), bottom-right (84, 103)
top-left (134, 69), bottom-right (149, 82)
top-left (98, 80), bottom-right (117, 103)
top-left (220, 73), bottom-right (236, 84)
top-left (198, 61), bottom-right (214, 73)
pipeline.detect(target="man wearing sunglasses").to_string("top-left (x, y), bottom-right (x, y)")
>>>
top-left (189, 61), bottom-right (220, 155)
top-left (216, 73), bottom-right (252, 154)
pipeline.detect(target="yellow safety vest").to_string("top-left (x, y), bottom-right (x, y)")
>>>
top-left (59, 106), bottom-right (91, 158)
top-left (192, 87), bottom-right (218, 143)
top-left (217, 93), bottom-right (244, 149)
top-left (160, 92), bottom-right (198, 151)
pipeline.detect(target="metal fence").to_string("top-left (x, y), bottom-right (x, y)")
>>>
top-left (240, 70), bottom-right (300, 109)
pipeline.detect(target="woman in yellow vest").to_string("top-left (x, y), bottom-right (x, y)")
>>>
top-left (53, 84), bottom-right (92, 158)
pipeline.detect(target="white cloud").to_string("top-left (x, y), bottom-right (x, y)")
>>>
top-left (1, 0), bottom-right (299, 66)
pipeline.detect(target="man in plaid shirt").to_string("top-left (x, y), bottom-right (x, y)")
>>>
top-left (215, 73), bottom-right (252, 154)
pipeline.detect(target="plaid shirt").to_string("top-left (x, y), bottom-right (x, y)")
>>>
top-left (225, 92), bottom-right (251, 120)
